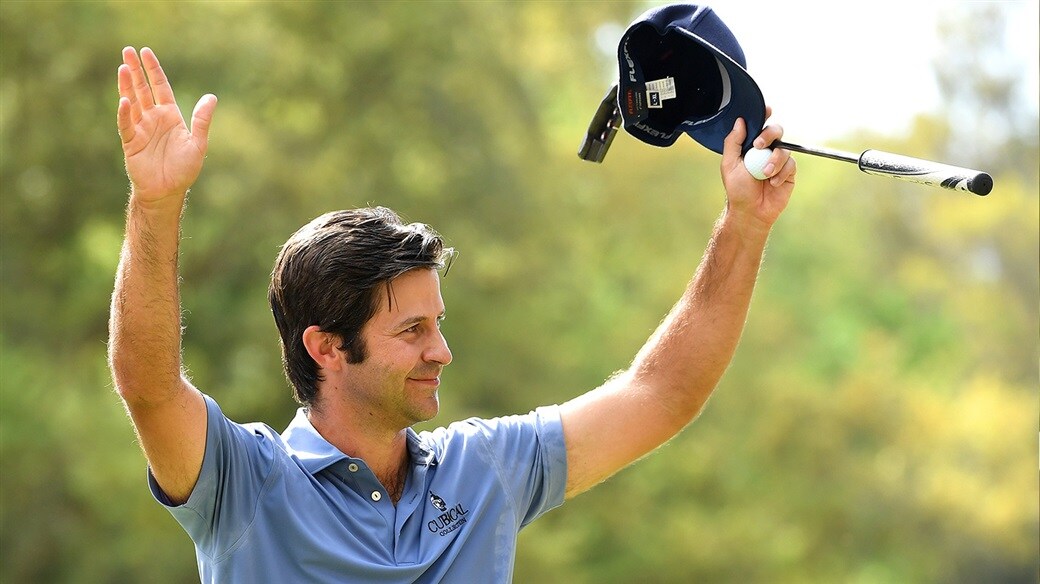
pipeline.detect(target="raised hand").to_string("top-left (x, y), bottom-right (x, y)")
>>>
top-left (720, 110), bottom-right (796, 236)
top-left (116, 47), bottom-right (216, 209)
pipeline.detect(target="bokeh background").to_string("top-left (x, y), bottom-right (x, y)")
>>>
top-left (1, 1), bottom-right (1037, 582)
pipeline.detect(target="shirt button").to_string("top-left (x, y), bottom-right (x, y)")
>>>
top-left (370, 491), bottom-right (382, 502)
top-left (348, 463), bottom-right (359, 472)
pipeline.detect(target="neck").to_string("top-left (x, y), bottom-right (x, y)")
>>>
top-left (307, 402), bottom-right (410, 503)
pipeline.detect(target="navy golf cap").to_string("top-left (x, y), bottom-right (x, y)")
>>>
top-left (617, 3), bottom-right (765, 154)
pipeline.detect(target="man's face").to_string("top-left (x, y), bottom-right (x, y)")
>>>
top-left (340, 268), bottom-right (452, 429)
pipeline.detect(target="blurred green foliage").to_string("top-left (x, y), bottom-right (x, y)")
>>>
top-left (1, 1), bottom-right (1036, 583)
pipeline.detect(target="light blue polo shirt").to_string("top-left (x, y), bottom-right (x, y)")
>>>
top-left (148, 394), bottom-right (567, 583)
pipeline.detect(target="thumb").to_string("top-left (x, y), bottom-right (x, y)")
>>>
top-left (721, 117), bottom-right (747, 169)
top-left (190, 94), bottom-right (218, 153)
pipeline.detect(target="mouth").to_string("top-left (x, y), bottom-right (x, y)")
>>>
top-left (407, 376), bottom-right (440, 388)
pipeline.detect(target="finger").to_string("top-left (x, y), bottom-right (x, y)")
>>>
top-left (762, 147), bottom-right (791, 179)
top-left (770, 155), bottom-right (797, 187)
top-left (140, 47), bottom-right (176, 106)
top-left (122, 46), bottom-right (155, 109)
top-left (722, 117), bottom-right (747, 166)
top-left (117, 64), bottom-right (142, 124)
top-left (190, 94), bottom-right (218, 153)
top-left (117, 96), bottom-right (135, 144)
top-left (765, 105), bottom-right (773, 119)
top-left (753, 123), bottom-right (784, 150)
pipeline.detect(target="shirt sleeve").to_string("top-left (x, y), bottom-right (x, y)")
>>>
top-left (463, 404), bottom-right (568, 528)
top-left (147, 393), bottom-right (279, 558)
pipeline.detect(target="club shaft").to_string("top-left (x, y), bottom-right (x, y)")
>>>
top-left (772, 140), bottom-right (858, 164)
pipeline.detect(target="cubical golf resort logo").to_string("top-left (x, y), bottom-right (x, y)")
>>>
top-left (427, 491), bottom-right (469, 537)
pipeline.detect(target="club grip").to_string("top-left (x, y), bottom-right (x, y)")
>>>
top-left (858, 150), bottom-right (992, 196)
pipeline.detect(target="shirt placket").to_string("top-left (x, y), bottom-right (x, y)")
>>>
top-left (342, 458), bottom-right (397, 554)
top-left (391, 461), bottom-right (431, 565)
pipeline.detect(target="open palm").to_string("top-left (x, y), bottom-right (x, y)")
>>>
top-left (117, 47), bottom-right (216, 206)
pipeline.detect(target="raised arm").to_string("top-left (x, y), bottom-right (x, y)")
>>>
top-left (560, 116), bottom-right (796, 499)
top-left (108, 47), bottom-right (217, 504)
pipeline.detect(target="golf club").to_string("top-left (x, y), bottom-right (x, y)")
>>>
top-left (578, 83), bottom-right (993, 197)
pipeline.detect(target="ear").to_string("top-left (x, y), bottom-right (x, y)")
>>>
top-left (301, 325), bottom-right (344, 372)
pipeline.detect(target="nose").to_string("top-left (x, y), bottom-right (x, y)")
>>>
top-left (424, 329), bottom-right (452, 366)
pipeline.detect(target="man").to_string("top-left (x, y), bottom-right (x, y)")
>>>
top-left (109, 46), bottom-right (795, 582)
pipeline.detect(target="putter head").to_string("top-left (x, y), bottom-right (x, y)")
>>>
top-left (578, 84), bottom-right (622, 163)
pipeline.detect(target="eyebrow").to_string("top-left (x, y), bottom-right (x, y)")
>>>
top-left (393, 312), bottom-right (446, 330)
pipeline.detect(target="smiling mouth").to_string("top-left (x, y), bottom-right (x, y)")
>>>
top-left (408, 377), bottom-right (440, 387)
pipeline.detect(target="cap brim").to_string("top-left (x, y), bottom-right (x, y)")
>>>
top-left (673, 29), bottom-right (766, 155)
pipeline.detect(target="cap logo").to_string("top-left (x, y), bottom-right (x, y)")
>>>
top-left (622, 38), bottom-right (638, 83)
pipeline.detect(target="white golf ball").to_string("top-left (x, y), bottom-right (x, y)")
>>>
top-left (743, 147), bottom-right (773, 180)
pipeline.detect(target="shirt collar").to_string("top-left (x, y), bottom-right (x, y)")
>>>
top-left (281, 408), bottom-right (437, 475)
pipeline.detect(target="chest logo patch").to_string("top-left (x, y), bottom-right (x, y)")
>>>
top-left (427, 490), bottom-right (470, 536)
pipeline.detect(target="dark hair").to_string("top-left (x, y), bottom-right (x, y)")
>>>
top-left (268, 207), bottom-right (451, 407)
